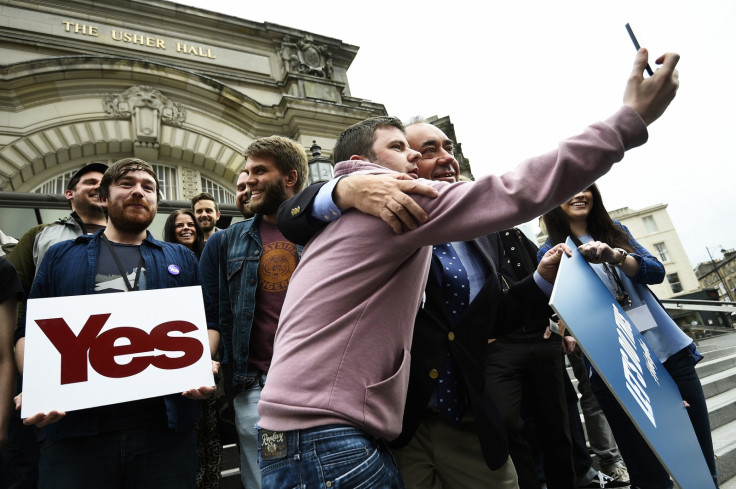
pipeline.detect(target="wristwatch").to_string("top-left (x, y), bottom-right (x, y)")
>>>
top-left (612, 248), bottom-right (628, 267)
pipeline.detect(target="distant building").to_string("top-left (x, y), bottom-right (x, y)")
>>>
top-left (609, 204), bottom-right (700, 300)
top-left (695, 250), bottom-right (736, 302)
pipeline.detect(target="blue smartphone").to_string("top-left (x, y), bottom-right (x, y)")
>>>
top-left (625, 23), bottom-right (654, 76)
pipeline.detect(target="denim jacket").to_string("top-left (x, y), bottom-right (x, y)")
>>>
top-left (25, 229), bottom-right (202, 441)
top-left (218, 215), bottom-right (302, 389)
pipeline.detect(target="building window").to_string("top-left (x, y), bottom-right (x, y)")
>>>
top-left (667, 273), bottom-right (683, 293)
top-left (717, 283), bottom-right (727, 297)
top-left (201, 177), bottom-right (235, 205)
top-left (152, 164), bottom-right (177, 200)
top-left (33, 169), bottom-right (78, 195)
top-left (653, 242), bottom-right (670, 262)
top-left (642, 215), bottom-right (658, 233)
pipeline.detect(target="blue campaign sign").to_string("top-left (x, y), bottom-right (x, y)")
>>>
top-left (550, 237), bottom-right (715, 489)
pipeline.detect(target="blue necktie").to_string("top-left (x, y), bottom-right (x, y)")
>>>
top-left (433, 242), bottom-right (469, 426)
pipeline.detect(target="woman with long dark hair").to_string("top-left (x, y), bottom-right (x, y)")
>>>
top-left (539, 184), bottom-right (718, 489)
top-left (163, 209), bottom-right (205, 260)
top-left (163, 208), bottom-right (220, 488)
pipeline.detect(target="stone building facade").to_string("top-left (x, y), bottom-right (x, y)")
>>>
top-left (0, 0), bottom-right (387, 236)
top-left (607, 204), bottom-right (700, 300)
top-left (695, 250), bottom-right (736, 302)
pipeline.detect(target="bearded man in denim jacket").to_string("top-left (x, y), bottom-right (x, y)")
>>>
top-left (217, 136), bottom-right (308, 489)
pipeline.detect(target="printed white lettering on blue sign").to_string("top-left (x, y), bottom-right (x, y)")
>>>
top-left (613, 304), bottom-right (656, 427)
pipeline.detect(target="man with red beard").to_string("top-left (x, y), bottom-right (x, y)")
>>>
top-left (217, 136), bottom-right (308, 489)
top-left (15, 158), bottom-right (216, 489)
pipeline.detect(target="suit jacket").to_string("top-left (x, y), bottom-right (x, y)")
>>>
top-left (276, 182), bottom-right (552, 469)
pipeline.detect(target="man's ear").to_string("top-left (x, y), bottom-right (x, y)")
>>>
top-left (283, 169), bottom-right (299, 189)
top-left (98, 195), bottom-right (108, 208)
top-left (349, 155), bottom-right (363, 161)
top-left (64, 189), bottom-right (74, 202)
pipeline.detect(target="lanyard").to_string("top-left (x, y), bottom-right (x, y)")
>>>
top-left (101, 233), bottom-right (144, 292)
top-left (603, 263), bottom-right (631, 308)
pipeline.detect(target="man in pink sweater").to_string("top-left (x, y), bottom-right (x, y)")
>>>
top-left (257, 49), bottom-right (680, 489)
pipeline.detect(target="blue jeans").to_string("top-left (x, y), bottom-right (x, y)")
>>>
top-left (234, 370), bottom-right (265, 489)
top-left (37, 427), bottom-right (196, 489)
top-left (257, 424), bottom-right (405, 489)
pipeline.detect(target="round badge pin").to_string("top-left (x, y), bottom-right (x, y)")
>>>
top-left (167, 264), bottom-right (180, 276)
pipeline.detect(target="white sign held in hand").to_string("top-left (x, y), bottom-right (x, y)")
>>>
top-left (22, 286), bottom-right (213, 417)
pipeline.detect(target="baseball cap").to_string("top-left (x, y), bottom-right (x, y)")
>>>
top-left (66, 162), bottom-right (108, 191)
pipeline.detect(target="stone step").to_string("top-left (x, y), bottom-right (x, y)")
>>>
top-left (697, 332), bottom-right (736, 352)
top-left (723, 474), bottom-right (736, 489)
top-left (698, 345), bottom-right (736, 363)
top-left (220, 443), bottom-right (243, 489)
top-left (220, 470), bottom-right (242, 489)
top-left (222, 442), bottom-right (239, 470)
top-left (706, 386), bottom-right (736, 430)
top-left (696, 334), bottom-right (736, 353)
top-left (713, 418), bottom-right (736, 485)
top-left (702, 365), bottom-right (736, 400)
top-left (698, 352), bottom-right (736, 378)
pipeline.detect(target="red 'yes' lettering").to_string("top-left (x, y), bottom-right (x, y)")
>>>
top-left (36, 314), bottom-right (204, 384)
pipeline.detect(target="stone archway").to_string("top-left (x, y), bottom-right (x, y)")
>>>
top-left (0, 56), bottom-right (291, 196)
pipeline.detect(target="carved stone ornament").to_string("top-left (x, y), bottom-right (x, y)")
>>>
top-left (181, 168), bottom-right (200, 199)
top-left (279, 35), bottom-right (333, 79)
top-left (103, 85), bottom-right (186, 127)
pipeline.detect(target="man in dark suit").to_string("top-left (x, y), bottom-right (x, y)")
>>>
top-left (275, 122), bottom-right (562, 488)
top-left (486, 227), bottom-right (579, 489)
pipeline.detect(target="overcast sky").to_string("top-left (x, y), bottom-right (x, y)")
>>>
top-left (185, 0), bottom-right (735, 268)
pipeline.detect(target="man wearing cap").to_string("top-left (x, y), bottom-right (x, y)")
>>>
top-left (3, 161), bottom-right (108, 488)
top-left (8, 162), bottom-right (108, 296)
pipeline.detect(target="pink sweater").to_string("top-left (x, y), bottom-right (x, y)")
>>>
top-left (258, 106), bottom-right (648, 440)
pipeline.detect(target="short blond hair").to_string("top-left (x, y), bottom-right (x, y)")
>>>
top-left (243, 136), bottom-right (309, 191)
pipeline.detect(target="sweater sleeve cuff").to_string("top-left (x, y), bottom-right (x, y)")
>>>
top-left (605, 105), bottom-right (649, 151)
